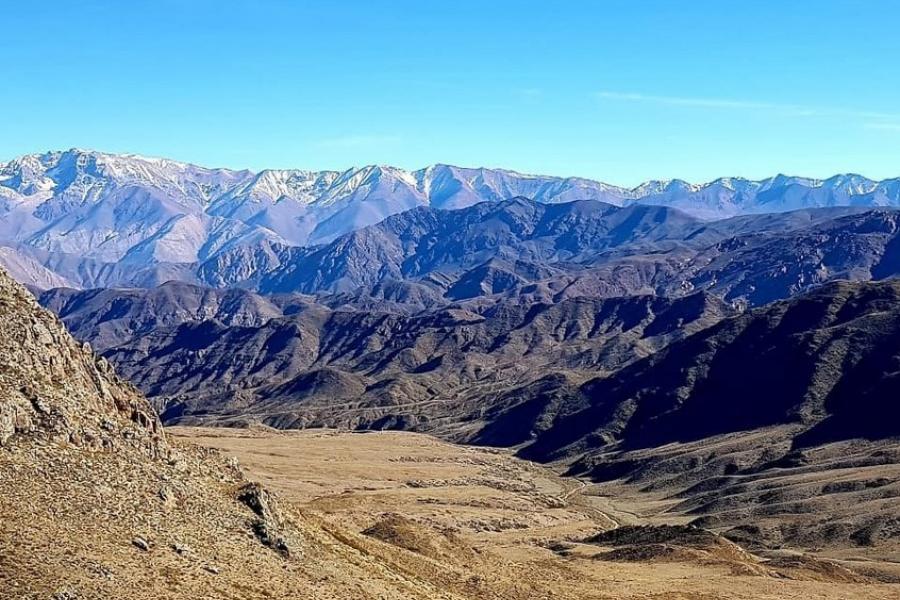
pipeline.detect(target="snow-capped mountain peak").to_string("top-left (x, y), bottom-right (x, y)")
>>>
top-left (2, 149), bottom-right (900, 290)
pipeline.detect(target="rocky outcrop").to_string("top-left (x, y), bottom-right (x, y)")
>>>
top-left (0, 267), bottom-right (164, 454)
top-left (237, 483), bottom-right (293, 556)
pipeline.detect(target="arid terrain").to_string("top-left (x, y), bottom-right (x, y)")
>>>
top-left (6, 4), bottom-right (900, 596)
top-left (4, 235), bottom-right (900, 598)
top-left (3, 163), bottom-right (900, 599)
top-left (172, 426), bottom-right (900, 599)
top-left (2, 254), bottom-right (887, 600)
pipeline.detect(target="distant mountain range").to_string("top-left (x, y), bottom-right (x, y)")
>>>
top-left (4, 149), bottom-right (900, 290)
top-left (245, 198), bottom-right (900, 308)
top-left (16, 193), bottom-right (899, 310)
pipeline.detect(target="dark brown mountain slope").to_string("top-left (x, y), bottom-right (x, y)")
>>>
top-left (519, 279), bottom-right (900, 461)
top-left (253, 198), bottom-right (708, 294)
top-left (35, 281), bottom-right (321, 352)
top-left (97, 291), bottom-right (733, 436)
top-left (502, 280), bottom-right (900, 556)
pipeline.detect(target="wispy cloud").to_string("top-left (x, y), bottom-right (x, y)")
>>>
top-left (594, 90), bottom-right (900, 122)
top-left (596, 91), bottom-right (797, 112)
top-left (517, 88), bottom-right (543, 99)
top-left (865, 122), bottom-right (900, 132)
top-left (315, 134), bottom-right (402, 149)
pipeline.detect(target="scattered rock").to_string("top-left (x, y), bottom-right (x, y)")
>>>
top-left (131, 537), bottom-right (150, 552)
top-left (172, 542), bottom-right (191, 555)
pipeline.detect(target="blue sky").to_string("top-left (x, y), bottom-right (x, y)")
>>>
top-left (3, 0), bottom-right (900, 186)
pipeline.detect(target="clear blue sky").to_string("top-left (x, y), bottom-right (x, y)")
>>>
top-left (3, 1), bottom-right (900, 186)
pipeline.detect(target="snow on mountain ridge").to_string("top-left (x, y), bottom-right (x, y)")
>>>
top-left (1, 148), bottom-right (893, 201)
top-left (2, 148), bottom-right (900, 290)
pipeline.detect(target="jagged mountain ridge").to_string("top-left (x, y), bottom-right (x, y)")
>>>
top-left (31, 198), bottom-right (900, 340)
top-left (224, 200), bottom-right (900, 309)
top-left (252, 198), bottom-right (708, 294)
top-left (0, 149), bottom-right (630, 272)
top-left (4, 148), bottom-right (900, 289)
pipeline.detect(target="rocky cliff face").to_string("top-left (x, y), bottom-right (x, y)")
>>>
top-left (0, 267), bottom-right (164, 454)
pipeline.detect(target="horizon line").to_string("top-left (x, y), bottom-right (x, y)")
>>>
top-left (1, 146), bottom-right (896, 191)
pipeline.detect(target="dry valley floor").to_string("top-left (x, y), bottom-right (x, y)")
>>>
top-left (173, 427), bottom-right (900, 600)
